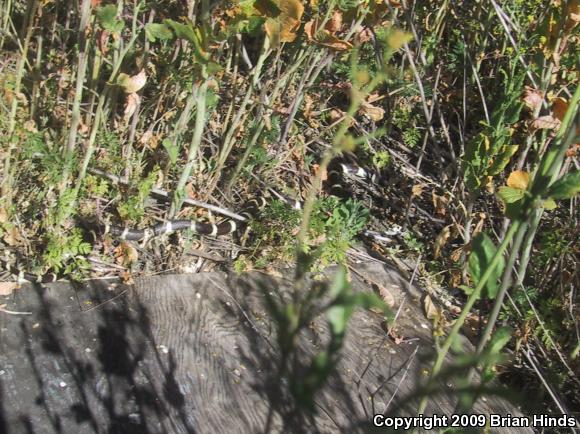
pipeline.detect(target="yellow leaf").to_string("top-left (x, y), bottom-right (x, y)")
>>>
top-left (117, 70), bottom-right (147, 94)
top-left (542, 198), bottom-right (557, 210)
top-left (358, 101), bottom-right (385, 121)
top-left (507, 170), bottom-right (530, 190)
top-left (263, 0), bottom-right (304, 45)
top-left (304, 19), bottom-right (352, 51)
top-left (386, 29), bottom-right (412, 50)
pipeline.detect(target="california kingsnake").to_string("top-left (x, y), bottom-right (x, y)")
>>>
top-left (1, 161), bottom-right (381, 283)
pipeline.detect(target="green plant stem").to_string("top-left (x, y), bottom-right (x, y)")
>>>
top-left (169, 80), bottom-right (209, 218)
top-left (71, 28), bottom-right (141, 207)
top-left (454, 219), bottom-right (527, 412)
top-left (62, 0), bottom-right (92, 187)
top-left (296, 71), bottom-right (382, 249)
top-left (30, 34), bottom-right (42, 119)
top-left (279, 50), bottom-right (324, 145)
top-left (208, 36), bottom-right (271, 194)
top-left (533, 85), bottom-right (580, 193)
top-left (1, 0), bottom-right (38, 200)
top-left (225, 47), bottom-right (312, 191)
top-left (225, 123), bottom-right (265, 191)
top-left (452, 85), bottom-right (579, 412)
top-left (417, 220), bottom-right (521, 414)
top-left (0, 0), bottom-right (12, 48)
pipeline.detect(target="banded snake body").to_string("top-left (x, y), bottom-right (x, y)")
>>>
top-left (1, 161), bottom-right (382, 283)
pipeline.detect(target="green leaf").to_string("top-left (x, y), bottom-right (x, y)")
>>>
top-left (468, 232), bottom-right (505, 299)
top-left (497, 186), bottom-right (525, 204)
top-left (328, 265), bottom-right (349, 299)
top-left (162, 138), bottom-right (179, 165)
top-left (487, 144), bottom-right (519, 176)
top-left (96, 5), bottom-right (124, 33)
top-left (164, 19), bottom-right (209, 64)
top-left (145, 23), bottom-right (173, 42)
top-left (542, 198), bottom-right (557, 210)
top-left (487, 326), bottom-right (512, 355)
top-left (458, 284), bottom-right (475, 296)
top-left (96, 5), bottom-right (117, 26)
top-left (546, 171), bottom-right (580, 200)
top-left (327, 304), bottom-right (352, 337)
top-left (254, 0), bottom-right (282, 17)
top-left (164, 19), bottom-right (197, 43)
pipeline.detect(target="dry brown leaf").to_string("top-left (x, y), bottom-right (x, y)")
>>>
top-left (566, 143), bottom-right (579, 157)
top-left (411, 184), bottom-right (423, 198)
top-left (387, 327), bottom-right (405, 345)
top-left (329, 108), bottom-right (345, 123)
top-left (304, 19), bottom-right (352, 51)
top-left (552, 97), bottom-right (568, 121)
top-left (3, 227), bottom-right (21, 246)
top-left (318, 35), bottom-right (352, 51)
top-left (376, 283), bottom-right (395, 307)
top-left (23, 120), bottom-right (38, 133)
top-left (262, 0), bottom-right (304, 44)
top-left (97, 30), bottom-right (110, 55)
top-left (303, 93), bottom-right (314, 120)
top-left (522, 86), bottom-right (544, 112)
top-left (120, 270), bottom-right (135, 285)
top-left (567, 0), bottom-right (580, 29)
top-left (0, 207), bottom-right (8, 223)
top-left (185, 182), bottom-right (196, 199)
top-left (139, 129), bottom-right (153, 147)
top-left (355, 27), bottom-right (373, 44)
top-left (472, 212), bottom-right (486, 238)
top-left (507, 170), bottom-right (530, 190)
top-left (431, 192), bottom-right (448, 216)
top-left (123, 93), bottom-right (141, 121)
top-left (422, 294), bottom-right (440, 320)
top-left (532, 115), bottom-right (561, 131)
top-left (304, 20), bottom-right (316, 40)
top-left (358, 100), bottom-right (385, 121)
top-left (118, 70), bottom-right (147, 94)
top-left (450, 246), bottom-right (464, 263)
top-left (0, 282), bottom-right (18, 296)
top-left (312, 163), bottom-right (328, 182)
top-left (433, 225), bottom-right (451, 259)
top-left (325, 10), bottom-right (342, 33)
top-left (114, 242), bottom-right (139, 267)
